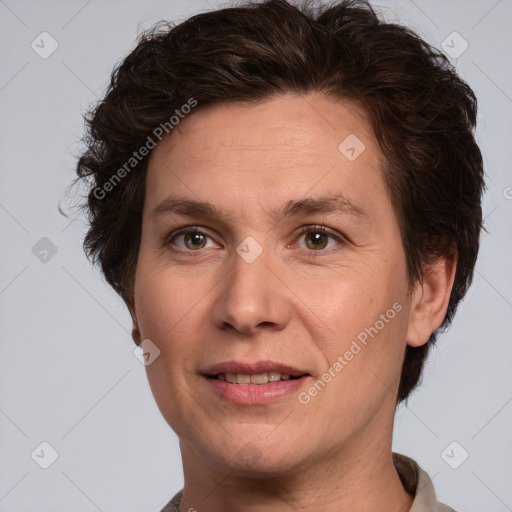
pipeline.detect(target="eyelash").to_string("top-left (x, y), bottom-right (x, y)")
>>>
top-left (164, 224), bottom-right (346, 257)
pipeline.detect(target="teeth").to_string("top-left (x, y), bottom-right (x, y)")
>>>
top-left (236, 374), bottom-right (251, 384)
top-left (217, 372), bottom-right (298, 384)
top-left (268, 372), bottom-right (280, 382)
top-left (251, 373), bottom-right (268, 384)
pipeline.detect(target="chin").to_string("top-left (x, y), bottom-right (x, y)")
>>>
top-left (192, 426), bottom-right (313, 477)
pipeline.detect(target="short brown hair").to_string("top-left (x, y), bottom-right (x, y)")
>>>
top-left (74, 0), bottom-right (485, 402)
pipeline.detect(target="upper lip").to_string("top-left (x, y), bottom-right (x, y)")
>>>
top-left (204, 360), bottom-right (309, 377)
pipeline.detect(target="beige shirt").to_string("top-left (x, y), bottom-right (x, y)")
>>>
top-left (160, 453), bottom-right (456, 512)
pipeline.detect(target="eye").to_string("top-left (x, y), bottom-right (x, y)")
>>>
top-left (294, 225), bottom-right (345, 253)
top-left (164, 225), bottom-right (346, 254)
top-left (166, 227), bottom-right (218, 251)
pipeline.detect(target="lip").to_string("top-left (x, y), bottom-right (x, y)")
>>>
top-left (206, 377), bottom-right (310, 404)
top-left (204, 360), bottom-right (307, 377)
top-left (202, 360), bottom-right (311, 405)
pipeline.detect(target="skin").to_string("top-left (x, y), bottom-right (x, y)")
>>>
top-left (128, 93), bottom-right (456, 511)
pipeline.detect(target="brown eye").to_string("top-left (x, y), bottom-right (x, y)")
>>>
top-left (183, 232), bottom-right (207, 250)
top-left (167, 228), bottom-right (215, 251)
top-left (294, 225), bottom-right (346, 255)
top-left (304, 231), bottom-right (329, 250)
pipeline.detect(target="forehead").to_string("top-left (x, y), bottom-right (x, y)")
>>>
top-left (151, 93), bottom-right (377, 165)
top-left (145, 93), bottom-right (389, 223)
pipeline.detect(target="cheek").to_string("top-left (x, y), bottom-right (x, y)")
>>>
top-left (133, 268), bottom-right (213, 433)
top-left (297, 251), bottom-right (410, 401)
top-left (133, 265), bottom-right (204, 355)
top-left (291, 259), bottom-right (405, 352)
top-left (308, 301), bottom-right (409, 429)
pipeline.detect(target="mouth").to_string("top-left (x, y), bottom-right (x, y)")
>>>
top-left (206, 372), bottom-right (305, 384)
top-left (202, 361), bottom-right (311, 404)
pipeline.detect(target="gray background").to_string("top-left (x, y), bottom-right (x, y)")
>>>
top-left (1, 0), bottom-right (511, 510)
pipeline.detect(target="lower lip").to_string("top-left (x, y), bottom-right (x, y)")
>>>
top-left (205, 376), bottom-right (309, 405)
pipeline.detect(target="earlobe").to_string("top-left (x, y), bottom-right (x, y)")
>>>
top-left (406, 251), bottom-right (457, 348)
top-left (127, 302), bottom-right (142, 346)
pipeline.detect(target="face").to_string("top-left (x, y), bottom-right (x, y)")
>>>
top-left (131, 93), bottom-right (419, 475)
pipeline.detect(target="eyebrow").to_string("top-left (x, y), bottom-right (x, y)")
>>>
top-left (150, 193), bottom-right (368, 224)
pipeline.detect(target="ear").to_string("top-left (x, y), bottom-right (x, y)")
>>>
top-left (406, 250), bottom-right (457, 348)
top-left (127, 301), bottom-right (142, 346)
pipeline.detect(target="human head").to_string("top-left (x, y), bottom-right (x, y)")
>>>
top-left (75, 0), bottom-right (484, 403)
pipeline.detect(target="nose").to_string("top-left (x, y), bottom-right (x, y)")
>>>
top-left (211, 248), bottom-right (292, 336)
